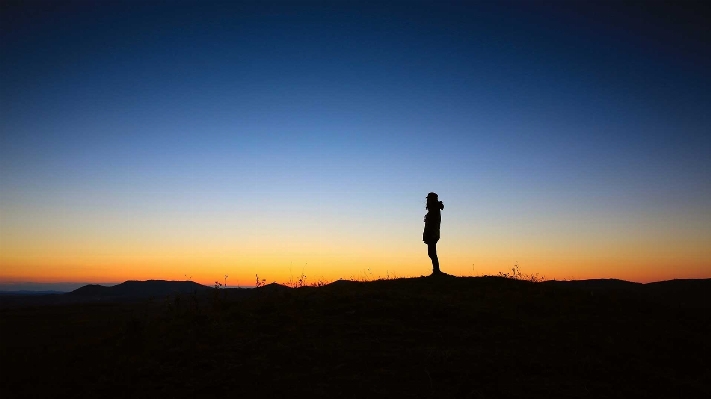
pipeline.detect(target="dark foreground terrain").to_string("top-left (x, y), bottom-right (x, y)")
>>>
top-left (1, 276), bottom-right (710, 398)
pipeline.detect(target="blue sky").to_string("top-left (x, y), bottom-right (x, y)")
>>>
top-left (1, 1), bottom-right (710, 287)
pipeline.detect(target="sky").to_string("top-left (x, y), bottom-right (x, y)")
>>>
top-left (1, 0), bottom-right (710, 288)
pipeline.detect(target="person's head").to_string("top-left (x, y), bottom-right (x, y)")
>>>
top-left (426, 192), bottom-right (444, 210)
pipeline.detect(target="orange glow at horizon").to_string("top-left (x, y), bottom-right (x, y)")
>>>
top-left (2, 237), bottom-right (709, 286)
top-left (2, 185), bottom-right (710, 286)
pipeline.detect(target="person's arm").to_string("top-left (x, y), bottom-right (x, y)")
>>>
top-left (423, 213), bottom-right (433, 241)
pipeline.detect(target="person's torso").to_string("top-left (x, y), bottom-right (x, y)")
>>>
top-left (425, 210), bottom-right (441, 228)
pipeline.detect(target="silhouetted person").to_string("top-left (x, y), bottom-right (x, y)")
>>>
top-left (423, 192), bottom-right (444, 275)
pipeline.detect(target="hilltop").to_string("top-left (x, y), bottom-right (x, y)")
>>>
top-left (1, 275), bottom-right (709, 309)
top-left (0, 280), bottom-right (210, 307)
top-left (1, 275), bottom-right (709, 398)
top-left (68, 279), bottom-right (210, 298)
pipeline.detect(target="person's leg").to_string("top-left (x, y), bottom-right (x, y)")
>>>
top-left (428, 243), bottom-right (440, 274)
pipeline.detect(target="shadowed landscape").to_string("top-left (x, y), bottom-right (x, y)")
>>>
top-left (2, 1), bottom-right (711, 397)
top-left (2, 276), bottom-right (709, 398)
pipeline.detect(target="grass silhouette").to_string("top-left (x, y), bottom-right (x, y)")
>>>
top-left (2, 274), bottom-right (709, 398)
top-left (497, 263), bottom-right (545, 282)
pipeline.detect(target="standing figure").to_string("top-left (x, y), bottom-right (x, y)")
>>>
top-left (423, 192), bottom-right (444, 275)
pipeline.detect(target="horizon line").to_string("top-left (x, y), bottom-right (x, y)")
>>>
top-left (2, 276), bottom-right (710, 292)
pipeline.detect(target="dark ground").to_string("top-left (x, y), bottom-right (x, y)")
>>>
top-left (1, 276), bottom-right (710, 398)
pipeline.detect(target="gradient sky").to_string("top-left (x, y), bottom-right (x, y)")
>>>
top-left (1, 0), bottom-right (710, 287)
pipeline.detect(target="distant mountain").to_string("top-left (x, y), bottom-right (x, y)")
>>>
top-left (68, 280), bottom-right (210, 298)
top-left (0, 290), bottom-right (66, 296)
top-left (0, 282), bottom-right (116, 292)
top-left (2, 277), bottom-right (708, 309)
top-left (542, 278), bottom-right (711, 292)
top-left (541, 278), bottom-right (642, 291)
top-left (644, 278), bottom-right (711, 292)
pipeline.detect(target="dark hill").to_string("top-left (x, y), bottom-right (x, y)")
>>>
top-left (254, 282), bottom-right (290, 293)
top-left (642, 278), bottom-right (711, 308)
top-left (645, 278), bottom-right (711, 292)
top-left (68, 284), bottom-right (112, 297)
top-left (542, 278), bottom-right (711, 308)
top-left (0, 290), bottom-right (66, 296)
top-left (542, 278), bottom-right (711, 292)
top-left (68, 280), bottom-right (209, 298)
top-left (541, 278), bottom-right (642, 291)
top-left (2, 275), bottom-right (710, 398)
